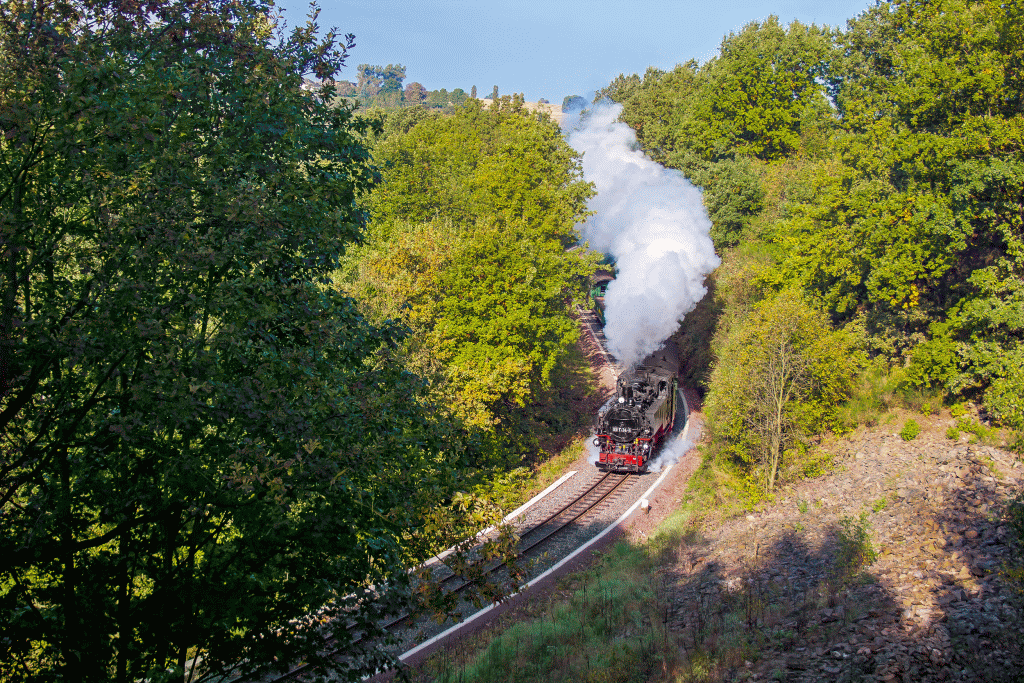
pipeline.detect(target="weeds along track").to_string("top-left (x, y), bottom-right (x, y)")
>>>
top-left (252, 314), bottom-right (635, 682)
top-left (255, 472), bottom-right (635, 682)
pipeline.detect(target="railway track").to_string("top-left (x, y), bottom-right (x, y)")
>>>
top-left (244, 312), bottom-right (638, 682)
top-left (516, 471), bottom-right (630, 552)
top-left (253, 472), bottom-right (634, 682)
top-left (432, 470), bottom-right (632, 594)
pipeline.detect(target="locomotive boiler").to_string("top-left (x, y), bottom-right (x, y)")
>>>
top-left (594, 342), bottom-right (680, 473)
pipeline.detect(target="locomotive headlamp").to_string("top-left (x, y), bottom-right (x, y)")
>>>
top-left (643, 426), bottom-right (652, 436)
top-left (618, 397), bottom-right (625, 403)
top-left (593, 438), bottom-right (600, 447)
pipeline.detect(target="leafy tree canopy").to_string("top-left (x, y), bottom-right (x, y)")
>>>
top-left (603, 0), bottom-right (1024, 479)
top-left (346, 98), bottom-right (596, 436)
top-left (0, 1), bottom-right (493, 681)
top-left (357, 62), bottom-right (407, 98)
top-left (706, 291), bottom-right (860, 492)
top-left (774, 0), bottom-right (1024, 413)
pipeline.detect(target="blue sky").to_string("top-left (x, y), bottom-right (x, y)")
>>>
top-left (273, 0), bottom-right (876, 102)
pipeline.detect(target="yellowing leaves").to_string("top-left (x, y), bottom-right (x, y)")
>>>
top-left (344, 104), bottom-right (597, 433)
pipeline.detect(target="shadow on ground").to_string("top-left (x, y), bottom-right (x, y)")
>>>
top-left (664, 445), bottom-right (1022, 682)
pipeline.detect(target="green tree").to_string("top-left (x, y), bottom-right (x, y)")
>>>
top-left (0, 2), bottom-right (481, 681)
top-left (695, 17), bottom-right (837, 162)
top-left (593, 72), bottom-right (643, 103)
top-left (604, 20), bottom-right (837, 251)
top-left (689, 156), bottom-right (765, 247)
top-left (357, 63), bottom-right (407, 99)
top-left (471, 84), bottom-right (478, 98)
top-left (426, 87), bottom-right (450, 109)
top-left (776, 0), bottom-right (1024, 409)
top-left (614, 20), bottom-right (837, 168)
top-left (592, 0), bottom-right (1024, 488)
top-left (349, 100), bottom-right (595, 432)
top-left (706, 292), bottom-right (859, 492)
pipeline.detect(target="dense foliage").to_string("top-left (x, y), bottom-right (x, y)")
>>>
top-left (0, 1), bottom-right (509, 680)
top-left (706, 291), bottom-right (860, 492)
top-left (342, 96), bottom-right (595, 459)
top-left (602, 0), bottom-right (1024, 489)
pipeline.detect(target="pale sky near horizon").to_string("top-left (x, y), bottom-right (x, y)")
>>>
top-left (273, 0), bottom-right (876, 103)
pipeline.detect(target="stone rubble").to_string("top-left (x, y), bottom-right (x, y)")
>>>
top-left (662, 419), bottom-right (1023, 682)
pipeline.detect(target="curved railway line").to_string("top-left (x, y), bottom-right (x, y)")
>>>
top-left (516, 471), bottom-right (630, 552)
top-left (255, 471), bottom-right (634, 682)
top-left (235, 308), bottom-right (687, 683)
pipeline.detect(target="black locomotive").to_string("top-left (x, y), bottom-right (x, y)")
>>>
top-left (594, 342), bottom-right (680, 473)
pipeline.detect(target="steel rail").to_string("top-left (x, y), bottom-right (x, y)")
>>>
top-left (259, 474), bottom-right (632, 682)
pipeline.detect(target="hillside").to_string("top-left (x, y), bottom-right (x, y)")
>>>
top-left (478, 97), bottom-right (565, 125)
top-left (663, 415), bottom-right (1022, 682)
top-left (409, 410), bottom-right (1023, 682)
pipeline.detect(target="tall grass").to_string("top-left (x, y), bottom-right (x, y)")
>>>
top-left (425, 541), bottom-right (683, 683)
top-left (836, 362), bottom-right (899, 429)
top-left (836, 362), bottom-right (948, 431)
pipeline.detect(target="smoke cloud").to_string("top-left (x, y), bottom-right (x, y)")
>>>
top-left (567, 102), bottom-right (720, 367)
top-left (647, 418), bottom-right (703, 473)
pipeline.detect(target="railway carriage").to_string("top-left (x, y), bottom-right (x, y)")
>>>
top-left (594, 342), bottom-right (680, 473)
top-left (589, 269), bottom-right (614, 326)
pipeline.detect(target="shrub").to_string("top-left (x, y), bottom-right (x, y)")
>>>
top-left (900, 419), bottom-right (921, 441)
top-left (833, 514), bottom-right (877, 583)
top-left (984, 355), bottom-right (1024, 430)
top-left (836, 360), bottom-right (898, 429)
top-left (955, 417), bottom-right (1002, 446)
top-left (902, 325), bottom-right (959, 392)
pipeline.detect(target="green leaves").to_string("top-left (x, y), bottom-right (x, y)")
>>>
top-left (770, 0), bottom-right (1024, 422)
top-left (706, 291), bottom-right (860, 491)
top-left (616, 18), bottom-right (837, 167)
top-left (348, 101), bottom-right (596, 434)
top-left (0, 2), bottom-right (454, 681)
top-left (590, 0), bottom-right (1024, 496)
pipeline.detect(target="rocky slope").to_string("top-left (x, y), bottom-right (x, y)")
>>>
top-left (661, 414), bottom-right (1023, 682)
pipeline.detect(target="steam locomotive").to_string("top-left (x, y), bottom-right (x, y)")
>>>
top-left (594, 342), bottom-right (680, 473)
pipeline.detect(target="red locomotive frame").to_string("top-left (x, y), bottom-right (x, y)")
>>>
top-left (594, 343), bottom-right (679, 473)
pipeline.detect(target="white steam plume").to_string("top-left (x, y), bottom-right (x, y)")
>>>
top-left (647, 418), bottom-right (703, 473)
top-left (567, 102), bottom-right (720, 367)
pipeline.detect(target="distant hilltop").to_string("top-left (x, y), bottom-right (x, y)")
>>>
top-left (478, 97), bottom-right (565, 126)
top-left (300, 71), bottom-right (571, 128)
